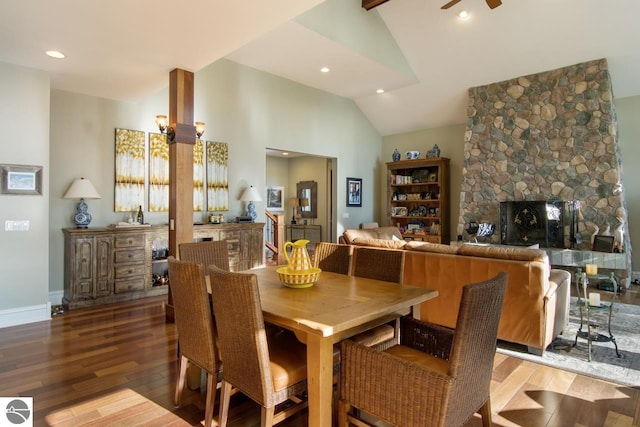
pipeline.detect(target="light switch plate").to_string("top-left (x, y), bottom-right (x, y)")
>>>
top-left (5, 220), bottom-right (30, 231)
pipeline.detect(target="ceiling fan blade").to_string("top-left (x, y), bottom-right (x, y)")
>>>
top-left (486, 0), bottom-right (502, 9)
top-left (441, 0), bottom-right (462, 9)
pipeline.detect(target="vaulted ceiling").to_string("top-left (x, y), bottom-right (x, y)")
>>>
top-left (1, 0), bottom-right (639, 136)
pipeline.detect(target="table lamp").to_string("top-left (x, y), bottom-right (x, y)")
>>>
top-left (64, 177), bottom-right (101, 227)
top-left (240, 185), bottom-right (262, 222)
top-left (290, 197), bottom-right (299, 224)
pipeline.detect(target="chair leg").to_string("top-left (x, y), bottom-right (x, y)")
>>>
top-left (478, 399), bottom-right (493, 427)
top-left (203, 372), bottom-right (216, 427)
top-left (174, 355), bottom-right (189, 407)
top-left (338, 400), bottom-right (351, 427)
top-left (261, 406), bottom-right (275, 427)
top-left (218, 380), bottom-right (233, 427)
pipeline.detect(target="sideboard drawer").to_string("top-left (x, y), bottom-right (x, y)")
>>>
top-left (114, 249), bottom-right (145, 264)
top-left (114, 234), bottom-right (145, 249)
top-left (114, 263), bottom-right (147, 279)
top-left (115, 278), bottom-right (145, 293)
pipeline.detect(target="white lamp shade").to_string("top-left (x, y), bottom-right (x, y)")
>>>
top-left (64, 177), bottom-right (101, 199)
top-left (240, 185), bottom-right (262, 202)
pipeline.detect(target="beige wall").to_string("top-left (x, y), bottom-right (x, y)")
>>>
top-left (0, 62), bottom-right (50, 324)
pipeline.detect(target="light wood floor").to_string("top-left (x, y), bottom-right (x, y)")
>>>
top-left (0, 296), bottom-right (638, 427)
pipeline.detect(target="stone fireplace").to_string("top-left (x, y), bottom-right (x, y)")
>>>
top-left (457, 58), bottom-right (630, 281)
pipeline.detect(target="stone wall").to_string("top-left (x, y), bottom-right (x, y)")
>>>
top-left (458, 58), bottom-right (630, 282)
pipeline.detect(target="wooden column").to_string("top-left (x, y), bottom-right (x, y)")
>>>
top-left (166, 68), bottom-right (195, 322)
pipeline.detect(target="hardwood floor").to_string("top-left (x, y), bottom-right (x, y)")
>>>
top-left (0, 296), bottom-right (638, 427)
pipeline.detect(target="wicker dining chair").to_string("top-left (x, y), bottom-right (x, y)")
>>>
top-left (208, 266), bottom-right (309, 427)
top-left (312, 242), bottom-right (353, 275)
top-left (179, 240), bottom-right (230, 278)
top-left (339, 272), bottom-right (508, 427)
top-left (167, 257), bottom-right (221, 427)
top-left (351, 246), bottom-right (405, 284)
top-left (349, 246), bottom-right (406, 350)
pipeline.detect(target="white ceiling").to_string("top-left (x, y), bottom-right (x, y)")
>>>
top-left (1, 0), bottom-right (639, 136)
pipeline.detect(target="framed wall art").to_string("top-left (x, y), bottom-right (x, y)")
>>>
top-left (0, 164), bottom-right (43, 195)
top-left (266, 186), bottom-right (284, 211)
top-left (346, 177), bottom-right (362, 207)
top-left (193, 139), bottom-right (205, 212)
top-left (206, 141), bottom-right (229, 211)
top-left (115, 128), bottom-right (145, 212)
top-left (148, 132), bottom-right (169, 212)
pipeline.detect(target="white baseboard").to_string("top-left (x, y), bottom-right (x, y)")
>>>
top-left (49, 290), bottom-right (64, 305)
top-left (0, 303), bottom-right (51, 328)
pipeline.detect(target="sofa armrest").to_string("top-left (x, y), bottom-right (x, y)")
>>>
top-left (547, 269), bottom-right (571, 338)
top-left (546, 269), bottom-right (571, 300)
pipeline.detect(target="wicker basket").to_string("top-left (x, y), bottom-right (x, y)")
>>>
top-left (276, 267), bottom-right (322, 289)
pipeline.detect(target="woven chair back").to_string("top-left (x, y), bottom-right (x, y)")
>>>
top-left (445, 271), bottom-right (507, 425)
top-left (208, 266), bottom-right (275, 406)
top-left (312, 242), bottom-right (353, 275)
top-left (352, 247), bottom-right (405, 284)
top-left (179, 240), bottom-right (230, 276)
top-left (167, 257), bottom-right (219, 373)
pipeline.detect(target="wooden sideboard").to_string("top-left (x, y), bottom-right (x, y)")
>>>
top-left (63, 223), bottom-right (265, 310)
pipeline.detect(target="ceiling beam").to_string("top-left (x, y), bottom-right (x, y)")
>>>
top-left (362, 0), bottom-right (391, 11)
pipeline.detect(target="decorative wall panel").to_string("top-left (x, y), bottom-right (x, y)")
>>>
top-left (148, 133), bottom-right (169, 212)
top-left (206, 141), bottom-right (229, 211)
top-left (115, 128), bottom-right (145, 212)
top-left (194, 139), bottom-right (205, 212)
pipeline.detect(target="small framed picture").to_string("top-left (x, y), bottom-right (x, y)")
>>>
top-left (592, 235), bottom-right (615, 253)
top-left (1, 164), bottom-right (43, 195)
top-left (266, 186), bottom-right (284, 211)
top-left (346, 177), bottom-right (362, 207)
top-left (407, 223), bottom-right (421, 231)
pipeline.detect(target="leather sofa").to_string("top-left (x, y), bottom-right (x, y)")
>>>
top-left (340, 227), bottom-right (571, 354)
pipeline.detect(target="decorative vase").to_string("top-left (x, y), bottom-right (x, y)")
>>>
top-left (392, 148), bottom-right (401, 162)
top-left (426, 144), bottom-right (441, 158)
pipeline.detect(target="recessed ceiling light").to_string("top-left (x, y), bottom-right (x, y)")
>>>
top-left (376, 89), bottom-right (385, 94)
top-left (458, 10), bottom-right (469, 19)
top-left (282, 152), bottom-right (289, 156)
top-left (320, 67), bottom-right (330, 73)
top-left (46, 50), bottom-right (65, 59)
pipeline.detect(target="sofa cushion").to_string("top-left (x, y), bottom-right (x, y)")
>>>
top-left (405, 241), bottom-right (459, 255)
top-left (457, 243), bottom-right (548, 263)
top-left (351, 238), bottom-right (407, 250)
top-left (343, 226), bottom-right (403, 244)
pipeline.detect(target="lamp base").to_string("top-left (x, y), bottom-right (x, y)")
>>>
top-left (247, 201), bottom-right (257, 222)
top-left (73, 198), bottom-right (93, 227)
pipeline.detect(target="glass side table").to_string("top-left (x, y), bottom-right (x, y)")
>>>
top-left (573, 271), bottom-right (622, 361)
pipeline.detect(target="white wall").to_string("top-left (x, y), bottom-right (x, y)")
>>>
top-left (0, 62), bottom-right (51, 326)
top-left (48, 58), bottom-right (381, 296)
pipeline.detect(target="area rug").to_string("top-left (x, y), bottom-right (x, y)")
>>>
top-left (497, 298), bottom-right (640, 387)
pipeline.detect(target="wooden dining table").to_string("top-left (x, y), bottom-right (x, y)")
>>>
top-left (249, 266), bottom-right (438, 427)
